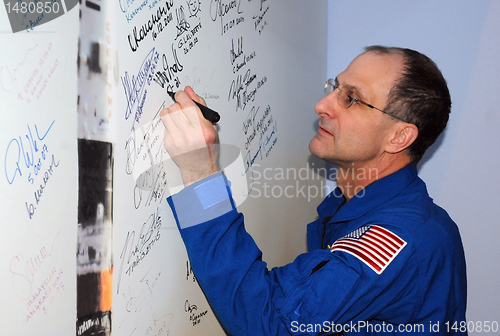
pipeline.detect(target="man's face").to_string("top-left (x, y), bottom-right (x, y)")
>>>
top-left (309, 52), bottom-right (403, 168)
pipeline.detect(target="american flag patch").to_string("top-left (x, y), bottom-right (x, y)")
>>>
top-left (330, 225), bottom-right (407, 275)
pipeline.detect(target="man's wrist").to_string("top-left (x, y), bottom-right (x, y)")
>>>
top-left (168, 171), bottom-right (234, 229)
top-left (181, 165), bottom-right (222, 187)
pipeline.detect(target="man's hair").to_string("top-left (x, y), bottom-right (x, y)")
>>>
top-left (364, 45), bottom-right (451, 163)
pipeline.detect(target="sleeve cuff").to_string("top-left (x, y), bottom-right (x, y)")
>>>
top-left (167, 172), bottom-right (235, 229)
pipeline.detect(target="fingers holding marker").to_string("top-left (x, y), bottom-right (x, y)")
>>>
top-left (183, 87), bottom-right (219, 139)
top-left (160, 88), bottom-right (221, 185)
top-left (161, 90), bottom-right (198, 133)
top-left (185, 85), bottom-right (207, 107)
top-left (171, 90), bottom-right (204, 129)
top-left (161, 105), bottom-right (206, 156)
top-left (181, 86), bottom-right (220, 124)
top-left (160, 101), bottom-right (185, 149)
top-left (168, 88), bottom-right (219, 142)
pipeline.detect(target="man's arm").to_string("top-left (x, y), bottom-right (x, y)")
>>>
top-left (166, 173), bottom-right (360, 335)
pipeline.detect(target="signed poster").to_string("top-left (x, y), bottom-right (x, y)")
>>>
top-left (1, 0), bottom-right (326, 334)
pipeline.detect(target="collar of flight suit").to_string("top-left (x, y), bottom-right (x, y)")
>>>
top-left (317, 164), bottom-right (419, 224)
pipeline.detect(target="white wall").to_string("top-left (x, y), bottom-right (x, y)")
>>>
top-left (327, 0), bottom-right (500, 332)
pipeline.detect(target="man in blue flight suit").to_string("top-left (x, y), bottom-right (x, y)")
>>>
top-left (160, 46), bottom-right (467, 335)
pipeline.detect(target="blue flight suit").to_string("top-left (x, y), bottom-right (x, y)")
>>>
top-left (167, 165), bottom-right (467, 335)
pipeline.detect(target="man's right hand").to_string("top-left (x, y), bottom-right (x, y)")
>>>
top-left (160, 86), bottom-right (220, 186)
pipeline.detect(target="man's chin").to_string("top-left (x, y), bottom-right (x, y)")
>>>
top-left (309, 138), bottom-right (327, 160)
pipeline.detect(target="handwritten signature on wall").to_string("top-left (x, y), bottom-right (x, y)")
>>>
top-left (8, 232), bottom-right (65, 321)
top-left (3, 121), bottom-right (61, 219)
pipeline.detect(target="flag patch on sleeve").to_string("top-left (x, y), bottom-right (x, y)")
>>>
top-left (330, 225), bottom-right (407, 275)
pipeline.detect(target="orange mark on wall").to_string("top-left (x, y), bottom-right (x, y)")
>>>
top-left (100, 267), bottom-right (113, 311)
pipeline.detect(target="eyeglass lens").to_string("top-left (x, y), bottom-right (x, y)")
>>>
top-left (324, 78), bottom-right (336, 95)
top-left (324, 78), bottom-right (356, 109)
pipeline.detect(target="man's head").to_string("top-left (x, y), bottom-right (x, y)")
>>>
top-left (310, 46), bottom-right (450, 168)
top-left (367, 46), bottom-right (451, 163)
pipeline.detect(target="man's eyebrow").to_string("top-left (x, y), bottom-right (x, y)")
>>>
top-left (336, 76), bottom-right (363, 96)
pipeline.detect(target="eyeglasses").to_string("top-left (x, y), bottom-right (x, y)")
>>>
top-left (324, 77), bottom-right (406, 122)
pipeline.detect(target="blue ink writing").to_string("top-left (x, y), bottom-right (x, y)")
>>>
top-left (121, 48), bottom-right (159, 128)
top-left (4, 121), bottom-right (55, 185)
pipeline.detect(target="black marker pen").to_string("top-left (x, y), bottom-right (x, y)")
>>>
top-left (168, 91), bottom-right (220, 124)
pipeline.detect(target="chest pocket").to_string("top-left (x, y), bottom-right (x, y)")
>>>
top-left (278, 256), bottom-right (360, 333)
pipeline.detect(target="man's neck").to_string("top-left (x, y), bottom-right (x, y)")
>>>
top-left (336, 156), bottom-right (410, 201)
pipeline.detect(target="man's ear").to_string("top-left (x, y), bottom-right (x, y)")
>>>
top-left (386, 123), bottom-right (418, 154)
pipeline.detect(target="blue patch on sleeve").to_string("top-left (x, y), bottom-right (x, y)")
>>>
top-left (168, 172), bottom-right (235, 229)
top-left (195, 175), bottom-right (229, 209)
